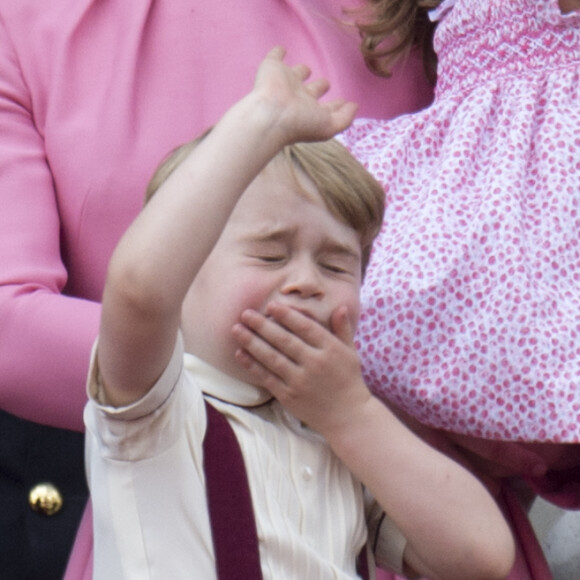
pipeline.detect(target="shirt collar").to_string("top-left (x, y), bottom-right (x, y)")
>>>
top-left (183, 352), bottom-right (274, 408)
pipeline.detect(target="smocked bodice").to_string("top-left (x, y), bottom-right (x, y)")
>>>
top-left (433, 0), bottom-right (580, 97)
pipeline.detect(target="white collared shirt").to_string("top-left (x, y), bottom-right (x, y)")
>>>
top-left (84, 335), bottom-right (406, 579)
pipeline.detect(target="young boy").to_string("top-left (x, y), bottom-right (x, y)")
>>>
top-left (85, 47), bottom-right (515, 579)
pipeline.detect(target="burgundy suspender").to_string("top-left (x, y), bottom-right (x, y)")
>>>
top-left (357, 545), bottom-right (370, 580)
top-left (203, 400), bottom-right (263, 579)
top-left (202, 398), bottom-right (370, 580)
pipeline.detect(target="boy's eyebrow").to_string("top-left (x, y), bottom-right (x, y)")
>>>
top-left (242, 228), bottom-right (295, 243)
top-left (320, 239), bottom-right (361, 261)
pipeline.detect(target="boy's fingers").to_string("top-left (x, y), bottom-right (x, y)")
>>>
top-left (237, 310), bottom-right (312, 363)
top-left (232, 322), bottom-right (301, 395)
top-left (330, 101), bottom-right (358, 132)
top-left (233, 317), bottom-right (298, 368)
top-left (234, 347), bottom-right (266, 376)
top-left (330, 306), bottom-right (355, 345)
top-left (330, 99), bottom-right (358, 116)
top-left (291, 64), bottom-right (312, 81)
top-left (262, 304), bottom-right (327, 347)
top-left (304, 77), bottom-right (330, 98)
top-left (234, 347), bottom-right (284, 390)
top-left (265, 45), bottom-right (286, 60)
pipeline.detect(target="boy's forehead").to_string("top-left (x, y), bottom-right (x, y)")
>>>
top-left (227, 181), bottom-right (362, 258)
top-left (233, 162), bottom-right (322, 217)
top-left (227, 159), bottom-right (361, 260)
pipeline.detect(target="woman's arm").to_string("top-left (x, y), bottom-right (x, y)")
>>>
top-left (0, 19), bottom-right (98, 431)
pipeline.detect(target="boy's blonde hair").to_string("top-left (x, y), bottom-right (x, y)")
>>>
top-left (280, 140), bottom-right (384, 275)
top-left (145, 133), bottom-right (385, 275)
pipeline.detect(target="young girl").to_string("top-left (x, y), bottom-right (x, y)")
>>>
top-left (340, 0), bottom-right (580, 578)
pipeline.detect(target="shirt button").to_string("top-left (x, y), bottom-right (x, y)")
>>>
top-left (301, 466), bottom-right (313, 481)
top-left (29, 482), bottom-right (63, 516)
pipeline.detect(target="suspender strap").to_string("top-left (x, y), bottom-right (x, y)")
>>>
top-left (203, 399), bottom-right (371, 580)
top-left (357, 544), bottom-right (370, 580)
top-left (203, 400), bottom-right (264, 579)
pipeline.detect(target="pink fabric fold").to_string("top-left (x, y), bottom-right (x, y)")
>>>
top-left (63, 503), bottom-right (93, 580)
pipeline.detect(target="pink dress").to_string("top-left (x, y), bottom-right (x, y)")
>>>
top-left (342, 0), bottom-right (580, 577)
top-left (343, 0), bottom-right (580, 444)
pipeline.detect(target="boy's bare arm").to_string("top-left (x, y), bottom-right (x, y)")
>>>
top-left (96, 47), bottom-right (358, 407)
top-left (232, 304), bottom-right (516, 580)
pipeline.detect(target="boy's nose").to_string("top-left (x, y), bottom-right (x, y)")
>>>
top-left (280, 260), bottom-right (324, 299)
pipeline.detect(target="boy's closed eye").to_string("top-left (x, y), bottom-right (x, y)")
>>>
top-left (246, 251), bottom-right (288, 266)
top-left (241, 232), bottom-right (361, 276)
top-left (320, 262), bottom-right (350, 274)
top-left (249, 253), bottom-right (358, 276)
top-left (242, 236), bottom-right (288, 265)
top-left (318, 250), bottom-right (360, 277)
top-left (256, 254), bottom-right (286, 263)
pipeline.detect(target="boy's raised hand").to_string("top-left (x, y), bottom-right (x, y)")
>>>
top-left (232, 303), bottom-right (372, 437)
top-left (253, 46), bottom-right (358, 145)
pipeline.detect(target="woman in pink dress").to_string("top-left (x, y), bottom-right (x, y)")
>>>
top-left (342, 0), bottom-right (580, 578)
top-left (0, 1), bottom-right (433, 578)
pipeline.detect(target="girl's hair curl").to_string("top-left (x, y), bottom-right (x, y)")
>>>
top-left (356, 0), bottom-right (442, 84)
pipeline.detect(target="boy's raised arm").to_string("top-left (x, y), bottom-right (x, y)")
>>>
top-left (96, 47), bottom-right (358, 407)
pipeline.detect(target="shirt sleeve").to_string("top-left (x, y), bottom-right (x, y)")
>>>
top-left (84, 333), bottom-right (206, 462)
top-left (365, 491), bottom-right (407, 576)
top-left (0, 15), bottom-right (99, 431)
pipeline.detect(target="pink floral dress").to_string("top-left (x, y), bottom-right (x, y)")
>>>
top-left (342, 0), bottom-right (580, 444)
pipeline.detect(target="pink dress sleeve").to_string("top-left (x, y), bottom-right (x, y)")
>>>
top-left (0, 16), bottom-right (100, 431)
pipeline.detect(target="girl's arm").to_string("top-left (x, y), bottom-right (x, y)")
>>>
top-left (233, 304), bottom-right (516, 580)
top-left (97, 47), bottom-right (357, 407)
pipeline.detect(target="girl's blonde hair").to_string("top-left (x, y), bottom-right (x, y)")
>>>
top-left (356, 0), bottom-right (442, 82)
top-left (145, 134), bottom-right (385, 276)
